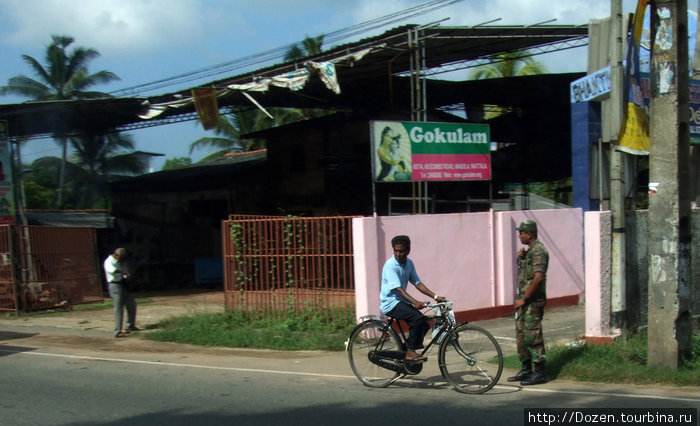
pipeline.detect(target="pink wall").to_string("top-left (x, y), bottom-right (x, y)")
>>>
top-left (352, 209), bottom-right (584, 320)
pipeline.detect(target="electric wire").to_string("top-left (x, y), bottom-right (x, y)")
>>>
top-left (109, 0), bottom-right (465, 97)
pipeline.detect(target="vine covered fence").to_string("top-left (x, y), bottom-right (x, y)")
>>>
top-left (222, 215), bottom-right (357, 321)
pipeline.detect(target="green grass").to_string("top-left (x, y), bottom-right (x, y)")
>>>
top-left (503, 332), bottom-right (700, 386)
top-left (144, 308), bottom-right (357, 351)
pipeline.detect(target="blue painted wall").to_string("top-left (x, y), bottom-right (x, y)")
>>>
top-left (571, 101), bottom-right (602, 211)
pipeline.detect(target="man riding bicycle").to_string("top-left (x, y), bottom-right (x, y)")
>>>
top-left (379, 235), bottom-right (446, 363)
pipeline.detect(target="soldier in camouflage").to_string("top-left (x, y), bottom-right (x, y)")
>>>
top-left (507, 219), bottom-right (548, 386)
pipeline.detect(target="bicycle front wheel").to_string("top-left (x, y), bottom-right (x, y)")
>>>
top-left (347, 320), bottom-right (402, 388)
top-left (438, 323), bottom-right (503, 394)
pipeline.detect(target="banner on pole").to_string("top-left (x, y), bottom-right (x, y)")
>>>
top-left (192, 87), bottom-right (220, 130)
top-left (618, 0), bottom-right (650, 155)
top-left (370, 121), bottom-right (491, 182)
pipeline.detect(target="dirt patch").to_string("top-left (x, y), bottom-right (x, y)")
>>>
top-left (0, 289), bottom-right (224, 333)
top-left (0, 290), bottom-right (228, 354)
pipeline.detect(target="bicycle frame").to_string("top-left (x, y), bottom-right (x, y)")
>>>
top-left (369, 302), bottom-right (461, 366)
top-left (348, 301), bottom-right (504, 393)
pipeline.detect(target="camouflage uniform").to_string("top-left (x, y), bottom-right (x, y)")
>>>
top-left (516, 239), bottom-right (548, 365)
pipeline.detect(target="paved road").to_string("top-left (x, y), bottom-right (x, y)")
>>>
top-left (1, 333), bottom-right (698, 426)
top-left (0, 294), bottom-right (698, 425)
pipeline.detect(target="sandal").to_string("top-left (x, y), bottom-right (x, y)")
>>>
top-left (115, 331), bottom-right (129, 338)
top-left (405, 351), bottom-right (428, 363)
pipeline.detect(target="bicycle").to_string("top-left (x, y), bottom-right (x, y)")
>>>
top-left (345, 301), bottom-right (503, 394)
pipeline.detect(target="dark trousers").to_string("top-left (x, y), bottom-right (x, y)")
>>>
top-left (388, 302), bottom-right (430, 351)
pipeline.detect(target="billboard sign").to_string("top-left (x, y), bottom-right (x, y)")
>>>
top-left (570, 65), bottom-right (612, 103)
top-left (370, 121), bottom-right (491, 182)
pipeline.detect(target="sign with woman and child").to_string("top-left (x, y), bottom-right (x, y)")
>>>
top-left (370, 120), bottom-right (491, 182)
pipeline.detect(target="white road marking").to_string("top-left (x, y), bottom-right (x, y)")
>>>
top-left (0, 348), bottom-right (355, 380)
top-left (2, 348), bottom-right (698, 403)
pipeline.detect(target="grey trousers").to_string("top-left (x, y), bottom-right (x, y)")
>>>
top-left (108, 282), bottom-right (136, 335)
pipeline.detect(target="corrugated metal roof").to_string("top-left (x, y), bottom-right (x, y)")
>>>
top-left (109, 149), bottom-right (268, 192)
top-left (0, 24), bottom-right (587, 138)
top-left (25, 210), bottom-right (114, 228)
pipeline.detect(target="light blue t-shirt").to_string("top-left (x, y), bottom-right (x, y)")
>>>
top-left (379, 255), bottom-right (421, 314)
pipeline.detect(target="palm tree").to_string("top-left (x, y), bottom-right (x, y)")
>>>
top-left (190, 35), bottom-right (327, 162)
top-left (26, 132), bottom-right (145, 209)
top-left (68, 132), bottom-right (146, 208)
top-left (470, 50), bottom-right (547, 80)
top-left (282, 35), bottom-right (329, 121)
top-left (190, 107), bottom-right (303, 162)
top-left (284, 35), bottom-right (324, 61)
top-left (469, 50), bottom-right (547, 119)
top-left (0, 35), bottom-right (119, 207)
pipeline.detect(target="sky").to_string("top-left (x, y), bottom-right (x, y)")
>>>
top-left (0, 0), bottom-right (646, 171)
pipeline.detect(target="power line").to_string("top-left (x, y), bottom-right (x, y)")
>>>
top-left (110, 0), bottom-right (464, 97)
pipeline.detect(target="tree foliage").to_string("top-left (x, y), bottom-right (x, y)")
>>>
top-left (469, 50), bottom-right (547, 120)
top-left (162, 157), bottom-right (193, 170)
top-left (469, 50), bottom-right (547, 80)
top-left (284, 35), bottom-right (324, 61)
top-left (190, 107), bottom-right (304, 162)
top-left (1, 35), bottom-right (119, 100)
top-left (1, 35), bottom-right (119, 208)
top-left (22, 133), bottom-right (146, 209)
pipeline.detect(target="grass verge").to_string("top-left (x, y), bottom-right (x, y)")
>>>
top-left (503, 332), bottom-right (700, 386)
top-left (144, 308), bottom-right (356, 352)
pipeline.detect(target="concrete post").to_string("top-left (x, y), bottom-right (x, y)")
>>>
top-left (609, 0), bottom-right (627, 331)
top-left (648, 0), bottom-right (692, 369)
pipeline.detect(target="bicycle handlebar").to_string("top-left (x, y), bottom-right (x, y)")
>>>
top-left (423, 300), bottom-right (452, 310)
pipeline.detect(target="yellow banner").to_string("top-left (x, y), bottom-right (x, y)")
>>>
top-left (618, 103), bottom-right (650, 154)
top-left (618, 0), bottom-right (650, 154)
top-left (192, 87), bottom-right (220, 130)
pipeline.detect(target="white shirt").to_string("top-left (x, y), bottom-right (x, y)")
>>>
top-left (103, 255), bottom-right (124, 283)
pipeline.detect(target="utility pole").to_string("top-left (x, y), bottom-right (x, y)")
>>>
top-left (648, 0), bottom-right (692, 369)
top-left (609, 0), bottom-right (627, 331)
top-left (693, 0), bottom-right (700, 206)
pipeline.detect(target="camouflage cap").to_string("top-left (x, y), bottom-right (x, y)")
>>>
top-left (516, 220), bottom-right (538, 233)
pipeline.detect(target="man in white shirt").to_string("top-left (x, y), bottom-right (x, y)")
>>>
top-left (104, 248), bottom-right (138, 337)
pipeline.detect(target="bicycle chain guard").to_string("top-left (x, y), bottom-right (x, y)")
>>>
top-left (368, 350), bottom-right (424, 375)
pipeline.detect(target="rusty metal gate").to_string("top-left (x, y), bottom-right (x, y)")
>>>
top-left (0, 226), bottom-right (17, 311)
top-left (0, 225), bottom-right (104, 312)
top-left (223, 215), bottom-right (357, 320)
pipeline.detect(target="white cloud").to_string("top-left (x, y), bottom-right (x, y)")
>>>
top-left (1, 0), bottom-right (236, 57)
top-left (352, 0), bottom-right (613, 28)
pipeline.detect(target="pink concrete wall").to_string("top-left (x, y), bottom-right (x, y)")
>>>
top-left (352, 209), bottom-right (584, 320)
top-left (584, 211), bottom-right (604, 337)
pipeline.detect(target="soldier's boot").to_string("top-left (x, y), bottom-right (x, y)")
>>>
top-left (521, 361), bottom-right (546, 386)
top-left (507, 361), bottom-right (532, 382)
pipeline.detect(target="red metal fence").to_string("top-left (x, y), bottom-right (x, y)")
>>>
top-left (0, 225), bottom-right (103, 312)
top-left (0, 226), bottom-right (16, 311)
top-left (223, 215), bottom-right (357, 321)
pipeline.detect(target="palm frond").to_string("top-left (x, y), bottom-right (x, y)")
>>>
top-left (20, 54), bottom-right (52, 85)
top-left (189, 137), bottom-right (243, 155)
top-left (0, 76), bottom-right (51, 99)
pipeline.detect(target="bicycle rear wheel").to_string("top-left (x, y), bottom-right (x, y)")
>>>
top-left (438, 323), bottom-right (503, 394)
top-left (347, 320), bottom-right (402, 388)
